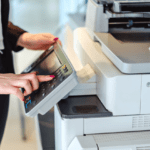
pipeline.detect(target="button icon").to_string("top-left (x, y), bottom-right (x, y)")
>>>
top-left (62, 65), bottom-right (66, 69)
top-left (25, 96), bottom-right (31, 104)
top-left (26, 100), bottom-right (31, 109)
top-left (62, 65), bottom-right (68, 73)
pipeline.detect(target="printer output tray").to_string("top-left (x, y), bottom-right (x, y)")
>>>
top-left (95, 32), bottom-right (150, 74)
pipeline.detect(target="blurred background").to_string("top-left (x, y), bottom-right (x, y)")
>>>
top-left (1, 0), bottom-right (87, 150)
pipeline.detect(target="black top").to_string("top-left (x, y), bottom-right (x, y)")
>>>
top-left (1, 0), bottom-right (26, 73)
top-left (0, 0), bottom-right (26, 144)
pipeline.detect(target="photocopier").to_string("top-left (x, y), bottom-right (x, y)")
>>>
top-left (54, 0), bottom-right (150, 150)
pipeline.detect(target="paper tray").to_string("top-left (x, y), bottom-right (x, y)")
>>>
top-left (57, 95), bottom-right (112, 119)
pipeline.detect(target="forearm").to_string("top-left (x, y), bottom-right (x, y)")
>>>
top-left (17, 32), bottom-right (33, 48)
top-left (7, 22), bottom-right (27, 52)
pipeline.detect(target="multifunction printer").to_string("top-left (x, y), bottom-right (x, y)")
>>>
top-left (55, 0), bottom-right (150, 150)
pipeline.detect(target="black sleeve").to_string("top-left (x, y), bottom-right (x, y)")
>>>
top-left (7, 22), bottom-right (27, 52)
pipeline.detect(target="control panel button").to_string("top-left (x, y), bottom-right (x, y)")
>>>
top-left (51, 84), bottom-right (55, 89)
top-left (60, 77), bottom-right (63, 81)
top-left (62, 65), bottom-right (68, 73)
top-left (60, 76), bottom-right (65, 81)
top-left (32, 100), bottom-right (36, 106)
top-left (58, 75), bottom-right (62, 78)
top-left (62, 65), bottom-right (67, 69)
top-left (56, 69), bottom-right (60, 73)
top-left (42, 93), bottom-right (46, 97)
top-left (41, 87), bottom-right (45, 91)
top-left (48, 81), bottom-right (52, 84)
top-left (64, 68), bottom-right (68, 73)
top-left (41, 84), bottom-right (46, 92)
top-left (56, 70), bottom-right (61, 75)
top-left (41, 83), bottom-right (45, 87)
top-left (57, 72), bottom-right (61, 76)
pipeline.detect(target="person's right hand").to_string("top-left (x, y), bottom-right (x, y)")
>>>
top-left (0, 72), bottom-right (55, 101)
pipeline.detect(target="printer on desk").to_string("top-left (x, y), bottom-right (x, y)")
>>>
top-left (55, 1), bottom-right (150, 150)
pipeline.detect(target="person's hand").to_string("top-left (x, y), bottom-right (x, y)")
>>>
top-left (17, 33), bottom-right (62, 50)
top-left (0, 72), bottom-right (55, 101)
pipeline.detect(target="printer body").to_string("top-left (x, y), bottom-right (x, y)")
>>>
top-left (55, 0), bottom-right (150, 150)
top-left (85, 0), bottom-right (150, 116)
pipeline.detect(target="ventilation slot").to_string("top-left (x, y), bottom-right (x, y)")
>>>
top-left (132, 116), bottom-right (150, 128)
top-left (137, 147), bottom-right (150, 150)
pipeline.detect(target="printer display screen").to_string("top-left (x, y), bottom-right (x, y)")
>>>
top-left (32, 50), bottom-right (62, 75)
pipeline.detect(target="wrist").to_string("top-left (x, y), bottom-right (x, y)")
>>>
top-left (17, 32), bottom-right (33, 48)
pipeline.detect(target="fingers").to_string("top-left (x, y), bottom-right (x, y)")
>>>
top-left (30, 71), bottom-right (39, 75)
top-left (16, 73), bottom-right (55, 96)
top-left (37, 75), bottom-right (55, 82)
top-left (0, 73), bottom-right (15, 79)
top-left (43, 37), bottom-right (61, 48)
top-left (21, 75), bottom-right (55, 96)
top-left (31, 35), bottom-right (62, 50)
top-left (12, 79), bottom-right (33, 97)
top-left (10, 86), bottom-right (24, 101)
top-left (0, 81), bottom-right (24, 101)
top-left (54, 37), bottom-right (59, 41)
top-left (44, 36), bottom-right (61, 47)
top-left (53, 37), bottom-right (62, 46)
top-left (18, 73), bottom-right (39, 95)
top-left (23, 79), bottom-right (37, 96)
top-left (0, 72), bottom-right (55, 101)
top-left (28, 74), bottom-right (39, 91)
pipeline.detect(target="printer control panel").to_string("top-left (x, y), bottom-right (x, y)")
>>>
top-left (22, 44), bottom-right (74, 114)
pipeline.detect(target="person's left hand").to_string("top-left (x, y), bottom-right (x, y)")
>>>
top-left (17, 33), bottom-right (62, 50)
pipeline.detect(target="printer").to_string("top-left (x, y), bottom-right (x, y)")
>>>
top-left (54, 0), bottom-right (150, 150)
